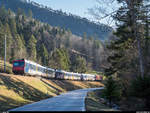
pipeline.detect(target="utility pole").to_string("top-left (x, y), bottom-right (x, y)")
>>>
top-left (4, 35), bottom-right (6, 72)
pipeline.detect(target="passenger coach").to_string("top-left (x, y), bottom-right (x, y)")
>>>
top-left (12, 59), bottom-right (103, 81)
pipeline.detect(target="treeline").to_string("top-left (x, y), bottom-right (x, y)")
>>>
top-left (0, 6), bottom-right (107, 73)
top-left (103, 0), bottom-right (150, 110)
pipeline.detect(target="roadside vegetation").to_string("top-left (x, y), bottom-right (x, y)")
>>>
top-left (90, 0), bottom-right (150, 111)
top-left (85, 89), bottom-right (118, 111)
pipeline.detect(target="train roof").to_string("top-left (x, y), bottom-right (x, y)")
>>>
top-left (13, 59), bottom-right (24, 62)
top-left (25, 59), bottom-right (38, 65)
top-left (47, 67), bottom-right (55, 71)
top-left (24, 59), bottom-right (46, 68)
top-left (82, 73), bottom-right (95, 76)
top-left (56, 69), bottom-right (66, 73)
top-left (55, 70), bottom-right (81, 76)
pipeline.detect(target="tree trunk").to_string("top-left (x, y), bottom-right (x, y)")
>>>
top-left (129, 0), bottom-right (144, 77)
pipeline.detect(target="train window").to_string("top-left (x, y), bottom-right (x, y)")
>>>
top-left (13, 62), bottom-right (19, 67)
top-left (42, 68), bottom-right (44, 73)
top-left (44, 69), bottom-right (46, 73)
top-left (28, 64), bottom-right (30, 68)
top-left (38, 67), bottom-right (40, 71)
top-left (33, 65), bottom-right (36, 70)
top-left (25, 62), bottom-right (29, 67)
top-left (30, 64), bottom-right (32, 69)
top-left (39, 67), bottom-right (41, 72)
top-left (13, 61), bottom-right (24, 67)
top-left (30, 64), bottom-right (35, 70)
top-left (31, 64), bottom-right (33, 70)
top-left (47, 70), bottom-right (51, 74)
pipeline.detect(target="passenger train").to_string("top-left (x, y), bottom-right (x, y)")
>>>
top-left (12, 59), bottom-right (103, 81)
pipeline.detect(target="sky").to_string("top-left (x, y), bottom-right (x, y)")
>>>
top-left (30, 0), bottom-right (119, 27)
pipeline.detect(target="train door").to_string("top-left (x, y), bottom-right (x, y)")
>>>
top-left (81, 74), bottom-right (84, 81)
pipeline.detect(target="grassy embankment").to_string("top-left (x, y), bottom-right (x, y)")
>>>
top-left (85, 89), bottom-right (118, 111)
top-left (0, 60), bottom-right (13, 74)
top-left (0, 73), bottom-right (104, 111)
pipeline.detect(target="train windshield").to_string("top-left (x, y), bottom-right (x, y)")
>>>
top-left (13, 61), bottom-right (24, 67)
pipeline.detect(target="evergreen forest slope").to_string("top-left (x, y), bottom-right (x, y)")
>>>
top-left (0, 6), bottom-right (108, 72)
top-left (0, 0), bottom-right (113, 41)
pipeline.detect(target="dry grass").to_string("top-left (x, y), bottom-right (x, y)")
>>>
top-left (85, 89), bottom-right (118, 111)
top-left (0, 73), bottom-right (103, 112)
top-left (0, 60), bottom-right (13, 74)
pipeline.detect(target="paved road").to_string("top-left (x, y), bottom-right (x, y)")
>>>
top-left (9, 87), bottom-right (104, 111)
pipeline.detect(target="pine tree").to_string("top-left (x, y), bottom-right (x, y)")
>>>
top-left (142, 4), bottom-right (150, 75)
top-left (92, 40), bottom-right (100, 69)
top-left (130, 75), bottom-right (150, 109)
top-left (65, 36), bottom-right (70, 48)
top-left (13, 34), bottom-right (27, 59)
top-left (103, 0), bottom-right (150, 110)
top-left (0, 5), bottom-right (8, 23)
top-left (27, 34), bottom-right (37, 61)
top-left (4, 23), bottom-right (13, 61)
top-left (49, 48), bottom-right (70, 71)
top-left (71, 55), bottom-right (87, 73)
top-left (102, 76), bottom-right (121, 107)
top-left (38, 44), bottom-right (49, 66)
top-left (105, 0), bottom-right (149, 77)
top-left (9, 18), bottom-right (17, 35)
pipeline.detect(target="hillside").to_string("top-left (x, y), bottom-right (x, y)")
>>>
top-left (0, 6), bottom-right (108, 72)
top-left (0, 73), bottom-right (104, 112)
top-left (0, 0), bottom-right (113, 41)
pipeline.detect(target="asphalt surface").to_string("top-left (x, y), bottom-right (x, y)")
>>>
top-left (9, 87), bottom-right (104, 111)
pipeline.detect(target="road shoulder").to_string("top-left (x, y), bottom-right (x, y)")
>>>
top-left (85, 89), bottom-right (118, 111)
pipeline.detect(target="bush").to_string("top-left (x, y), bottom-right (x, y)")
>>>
top-left (102, 76), bottom-right (122, 107)
top-left (130, 75), bottom-right (150, 109)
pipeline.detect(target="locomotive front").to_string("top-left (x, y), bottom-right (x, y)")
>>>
top-left (12, 59), bottom-right (25, 75)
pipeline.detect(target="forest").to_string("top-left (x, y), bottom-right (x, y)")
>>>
top-left (100, 0), bottom-right (150, 110)
top-left (0, 6), bottom-right (108, 74)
